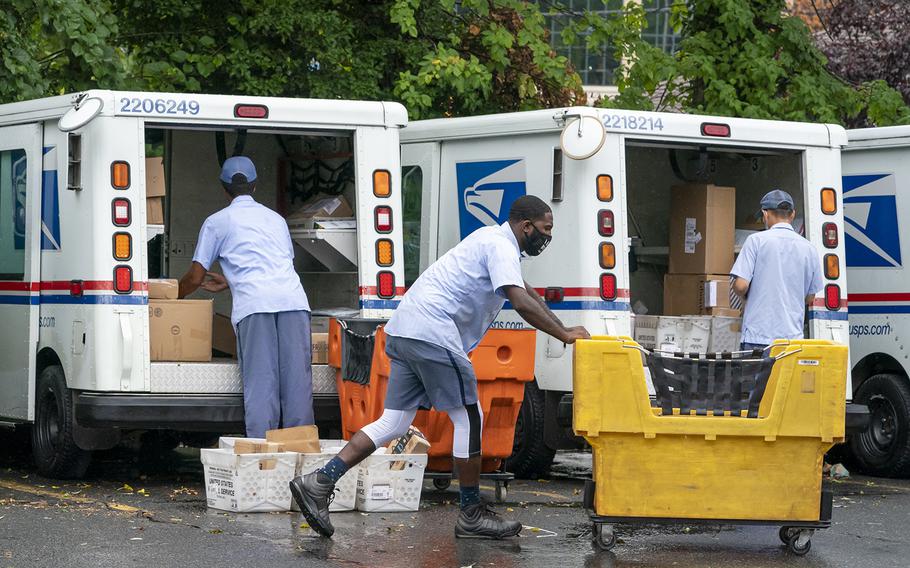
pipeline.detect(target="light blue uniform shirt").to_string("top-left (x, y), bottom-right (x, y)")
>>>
top-left (192, 195), bottom-right (310, 327)
top-left (385, 222), bottom-right (525, 361)
top-left (730, 222), bottom-right (823, 345)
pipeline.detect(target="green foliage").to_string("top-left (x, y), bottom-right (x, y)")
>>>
top-left (0, 0), bottom-right (584, 119)
top-left (568, 0), bottom-right (910, 127)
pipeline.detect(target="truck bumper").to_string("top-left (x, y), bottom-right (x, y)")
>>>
top-left (74, 392), bottom-right (339, 431)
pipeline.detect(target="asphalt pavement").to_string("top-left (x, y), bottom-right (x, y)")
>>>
top-left (0, 429), bottom-right (908, 568)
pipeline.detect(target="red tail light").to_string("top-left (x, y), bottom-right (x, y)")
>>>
top-left (114, 265), bottom-right (133, 294)
top-left (544, 287), bottom-right (564, 303)
top-left (112, 198), bottom-right (131, 226)
top-left (822, 222), bottom-right (838, 248)
top-left (375, 206), bottom-right (393, 233)
top-left (70, 280), bottom-right (84, 297)
top-left (701, 123), bottom-right (731, 137)
top-left (825, 284), bottom-right (841, 310)
top-left (377, 271), bottom-right (395, 299)
top-left (598, 210), bottom-right (614, 237)
top-left (600, 273), bottom-right (617, 301)
top-left (233, 104), bottom-right (269, 118)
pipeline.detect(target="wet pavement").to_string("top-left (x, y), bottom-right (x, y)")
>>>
top-left (1, 428), bottom-right (908, 568)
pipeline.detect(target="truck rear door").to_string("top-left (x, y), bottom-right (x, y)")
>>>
top-left (0, 124), bottom-right (43, 420)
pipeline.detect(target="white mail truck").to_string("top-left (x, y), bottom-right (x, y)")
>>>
top-left (401, 107), bottom-right (854, 477)
top-left (0, 91), bottom-right (406, 477)
top-left (842, 125), bottom-right (910, 477)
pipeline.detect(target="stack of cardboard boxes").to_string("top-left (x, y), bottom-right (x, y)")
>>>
top-left (146, 157), bottom-right (166, 224)
top-left (635, 184), bottom-right (743, 353)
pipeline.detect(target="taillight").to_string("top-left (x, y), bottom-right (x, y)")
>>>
top-left (821, 188), bottom-right (837, 215)
top-left (544, 287), bottom-right (564, 303)
top-left (825, 284), bottom-right (841, 310)
top-left (822, 222), bottom-right (838, 248)
top-left (70, 280), bottom-right (84, 297)
top-left (824, 254), bottom-right (840, 279)
top-left (377, 271), bottom-right (395, 299)
top-left (600, 273), bottom-right (617, 301)
top-left (701, 123), bottom-right (731, 137)
top-left (375, 206), bottom-right (392, 233)
top-left (598, 210), bottom-right (614, 237)
top-left (599, 242), bottom-right (616, 269)
top-left (111, 161), bottom-right (130, 189)
top-left (113, 232), bottom-right (132, 261)
top-left (114, 265), bottom-right (133, 294)
top-left (373, 170), bottom-right (391, 197)
top-left (376, 239), bottom-right (393, 266)
top-left (112, 198), bottom-right (131, 226)
top-left (233, 104), bottom-right (269, 118)
top-left (596, 175), bottom-right (613, 202)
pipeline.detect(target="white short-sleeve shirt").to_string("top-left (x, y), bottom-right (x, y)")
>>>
top-left (384, 222), bottom-right (524, 360)
top-left (730, 222), bottom-right (823, 345)
top-left (191, 195), bottom-right (310, 326)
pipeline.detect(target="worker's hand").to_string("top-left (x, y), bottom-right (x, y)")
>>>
top-left (200, 271), bottom-right (229, 293)
top-left (562, 326), bottom-right (592, 344)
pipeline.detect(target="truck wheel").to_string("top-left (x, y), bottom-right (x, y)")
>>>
top-left (506, 381), bottom-right (556, 479)
top-left (31, 365), bottom-right (92, 479)
top-left (849, 374), bottom-right (910, 478)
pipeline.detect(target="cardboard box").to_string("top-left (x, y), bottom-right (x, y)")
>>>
top-left (233, 440), bottom-right (286, 455)
top-left (266, 425), bottom-right (320, 454)
top-left (311, 332), bottom-right (328, 364)
top-left (145, 157), bottom-right (166, 198)
top-left (668, 184), bottom-right (735, 274)
top-left (663, 274), bottom-right (732, 316)
top-left (147, 197), bottom-right (164, 224)
top-left (212, 313), bottom-right (237, 357)
top-left (386, 426), bottom-right (431, 471)
top-left (148, 299), bottom-right (213, 362)
top-left (706, 307), bottom-right (742, 317)
top-left (148, 278), bottom-right (178, 300)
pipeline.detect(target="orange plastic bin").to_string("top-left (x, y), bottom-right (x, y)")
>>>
top-left (330, 319), bottom-right (536, 473)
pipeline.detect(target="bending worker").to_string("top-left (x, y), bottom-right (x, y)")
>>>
top-left (731, 189), bottom-right (822, 352)
top-left (179, 156), bottom-right (314, 438)
top-left (290, 195), bottom-right (590, 539)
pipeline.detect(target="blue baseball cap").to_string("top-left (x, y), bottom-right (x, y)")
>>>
top-left (220, 156), bottom-right (257, 184)
top-left (760, 189), bottom-right (794, 211)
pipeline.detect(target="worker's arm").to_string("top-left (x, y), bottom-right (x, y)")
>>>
top-left (524, 280), bottom-right (565, 329)
top-left (504, 285), bottom-right (590, 344)
top-left (732, 277), bottom-right (750, 299)
top-left (178, 262), bottom-right (207, 298)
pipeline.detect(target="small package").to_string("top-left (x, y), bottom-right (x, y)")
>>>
top-left (286, 193), bottom-right (354, 226)
top-left (311, 332), bottom-right (328, 364)
top-left (148, 278), bottom-right (178, 300)
top-left (233, 440), bottom-right (286, 455)
top-left (145, 157), bottom-right (166, 198)
top-left (147, 197), bottom-right (164, 224)
top-left (386, 426), bottom-right (431, 471)
top-left (266, 425), bottom-right (320, 454)
top-left (148, 299), bottom-right (213, 362)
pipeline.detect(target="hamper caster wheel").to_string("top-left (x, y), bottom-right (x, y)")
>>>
top-left (778, 526), bottom-right (798, 544)
top-left (592, 522), bottom-right (616, 551)
top-left (787, 530), bottom-right (812, 556)
top-left (432, 478), bottom-right (451, 491)
top-left (495, 481), bottom-right (508, 502)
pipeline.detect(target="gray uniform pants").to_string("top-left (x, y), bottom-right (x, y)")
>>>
top-left (236, 310), bottom-right (314, 438)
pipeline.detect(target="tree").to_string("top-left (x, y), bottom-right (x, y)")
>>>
top-left (0, 1), bottom-right (585, 118)
top-left (564, 0), bottom-right (910, 127)
top-left (814, 0), bottom-right (910, 112)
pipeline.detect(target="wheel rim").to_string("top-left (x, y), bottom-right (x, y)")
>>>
top-left (857, 393), bottom-right (898, 461)
top-left (36, 386), bottom-right (62, 455)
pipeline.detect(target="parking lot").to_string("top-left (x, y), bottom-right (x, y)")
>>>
top-left (0, 429), bottom-right (907, 568)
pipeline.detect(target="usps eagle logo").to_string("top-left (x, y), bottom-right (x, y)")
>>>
top-left (843, 173), bottom-right (901, 267)
top-left (455, 159), bottom-right (527, 239)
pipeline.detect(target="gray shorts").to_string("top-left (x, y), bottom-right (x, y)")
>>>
top-left (383, 335), bottom-right (478, 411)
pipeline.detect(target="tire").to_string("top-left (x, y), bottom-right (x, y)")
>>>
top-left (848, 374), bottom-right (910, 478)
top-left (31, 365), bottom-right (92, 479)
top-left (506, 381), bottom-right (556, 479)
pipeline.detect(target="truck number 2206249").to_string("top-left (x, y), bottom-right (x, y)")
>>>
top-left (119, 97), bottom-right (200, 115)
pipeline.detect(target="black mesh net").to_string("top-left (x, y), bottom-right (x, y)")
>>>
top-left (339, 319), bottom-right (385, 385)
top-left (646, 350), bottom-right (776, 418)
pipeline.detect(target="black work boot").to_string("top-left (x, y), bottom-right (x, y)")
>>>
top-left (289, 472), bottom-right (335, 537)
top-left (455, 502), bottom-right (523, 539)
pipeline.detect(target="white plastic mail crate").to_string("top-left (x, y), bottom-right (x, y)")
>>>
top-left (356, 452), bottom-right (428, 512)
top-left (201, 447), bottom-right (297, 513)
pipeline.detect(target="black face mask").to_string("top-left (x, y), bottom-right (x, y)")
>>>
top-left (523, 224), bottom-right (552, 256)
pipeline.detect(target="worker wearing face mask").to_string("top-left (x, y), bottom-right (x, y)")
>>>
top-left (290, 195), bottom-right (590, 540)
